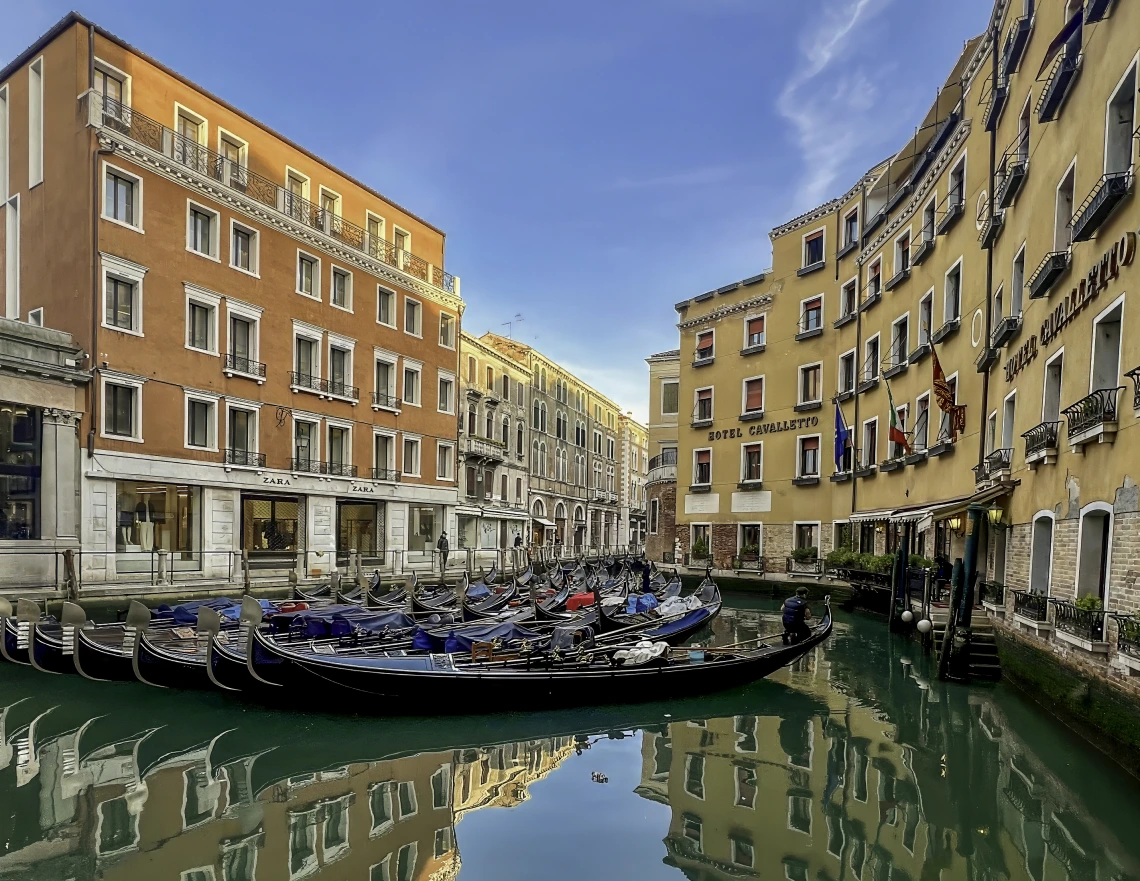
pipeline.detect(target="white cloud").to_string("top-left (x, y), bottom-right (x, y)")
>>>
top-left (777, 0), bottom-right (894, 206)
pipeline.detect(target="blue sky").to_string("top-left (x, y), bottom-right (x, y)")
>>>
top-left (6, 0), bottom-right (992, 423)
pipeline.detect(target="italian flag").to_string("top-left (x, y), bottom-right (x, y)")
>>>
top-left (887, 382), bottom-right (911, 454)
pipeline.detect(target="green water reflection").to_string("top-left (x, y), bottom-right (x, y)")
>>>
top-left (1, 595), bottom-right (1138, 881)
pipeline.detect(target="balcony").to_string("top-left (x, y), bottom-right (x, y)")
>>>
top-left (1085, 0), bottom-right (1113, 21)
top-left (879, 456), bottom-right (904, 473)
top-left (836, 240), bottom-right (858, 261)
top-left (326, 462), bottom-right (359, 478)
top-left (996, 139), bottom-right (1028, 209)
top-left (372, 467), bottom-right (400, 482)
top-left (911, 236), bottom-right (933, 266)
top-left (859, 287), bottom-right (881, 312)
top-left (978, 211), bottom-right (1004, 249)
top-left (290, 371), bottom-right (324, 395)
top-left (1037, 51), bottom-right (1082, 123)
top-left (908, 341), bottom-right (931, 364)
top-left (1051, 599), bottom-right (1108, 652)
top-left (975, 345), bottom-right (998, 372)
top-left (833, 311), bottom-right (857, 330)
top-left (1071, 171), bottom-right (1132, 243)
top-left (647, 450), bottom-right (678, 486)
top-left (797, 260), bottom-right (826, 277)
top-left (793, 400), bottom-right (822, 413)
top-left (1011, 590), bottom-right (1050, 625)
top-left (833, 387), bottom-right (855, 404)
top-left (830, 469), bottom-right (852, 483)
top-left (462, 435), bottom-right (506, 462)
top-left (983, 77), bottom-right (1008, 132)
top-left (692, 348), bottom-right (715, 368)
top-left (931, 317), bottom-right (960, 344)
top-left (795, 320), bottom-right (824, 342)
top-left (985, 447), bottom-right (1013, 481)
top-left (1001, 14), bottom-right (1032, 73)
top-left (224, 448), bottom-right (265, 468)
top-left (1063, 387), bottom-right (1124, 449)
top-left (791, 475), bottom-right (820, 487)
top-left (1126, 366), bottom-right (1140, 411)
top-left (740, 343), bottom-right (766, 356)
top-left (223, 353), bottom-right (266, 383)
top-left (90, 95), bottom-right (458, 296)
top-left (1027, 251), bottom-right (1070, 299)
top-left (909, 110), bottom-right (960, 186)
top-left (884, 267), bottom-right (910, 292)
top-left (935, 197), bottom-right (964, 235)
top-left (856, 376), bottom-right (879, 395)
top-left (990, 314), bottom-right (1022, 349)
top-left (326, 379), bottom-right (360, 402)
top-left (291, 458), bottom-right (326, 474)
top-left (928, 423), bottom-right (957, 458)
top-left (972, 462), bottom-right (989, 489)
top-left (1023, 421), bottom-right (1060, 469)
top-left (862, 207), bottom-right (887, 244)
top-left (371, 391), bottom-right (400, 412)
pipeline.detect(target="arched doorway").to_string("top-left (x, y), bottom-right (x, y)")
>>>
top-left (573, 505), bottom-right (586, 549)
top-left (531, 498), bottom-right (547, 545)
top-left (554, 502), bottom-right (567, 547)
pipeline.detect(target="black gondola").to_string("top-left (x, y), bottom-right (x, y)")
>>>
top-left (132, 605), bottom-right (228, 690)
top-left (0, 599), bottom-right (30, 665)
top-left (73, 601), bottom-right (156, 682)
top-left (28, 602), bottom-right (89, 675)
top-left (246, 596), bottom-right (832, 711)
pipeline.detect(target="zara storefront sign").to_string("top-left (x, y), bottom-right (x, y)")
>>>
top-left (708, 415), bottom-right (820, 443)
top-left (263, 476), bottom-right (292, 486)
top-left (350, 483), bottom-right (377, 494)
top-left (1005, 232), bottom-right (1135, 382)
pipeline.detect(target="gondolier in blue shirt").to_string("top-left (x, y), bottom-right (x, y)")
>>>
top-left (782, 587), bottom-right (813, 644)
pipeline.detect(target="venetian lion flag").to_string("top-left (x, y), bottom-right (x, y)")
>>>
top-left (886, 382), bottom-right (911, 455)
top-left (931, 344), bottom-right (966, 440)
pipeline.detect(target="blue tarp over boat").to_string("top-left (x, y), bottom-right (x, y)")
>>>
top-left (154, 598), bottom-right (241, 625)
top-left (271, 606), bottom-right (415, 639)
top-left (642, 608), bottom-right (711, 640)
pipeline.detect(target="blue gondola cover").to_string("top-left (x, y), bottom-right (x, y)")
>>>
top-left (442, 621), bottom-right (540, 654)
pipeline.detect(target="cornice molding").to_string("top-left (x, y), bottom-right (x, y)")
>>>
top-left (97, 130), bottom-right (465, 315)
top-left (769, 170), bottom-right (883, 241)
top-left (677, 293), bottom-right (774, 330)
top-left (856, 118), bottom-right (972, 264)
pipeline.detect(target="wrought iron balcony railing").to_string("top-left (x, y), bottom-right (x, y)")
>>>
top-left (648, 449), bottom-right (678, 470)
top-left (1011, 590), bottom-right (1048, 622)
top-left (985, 447), bottom-right (1013, 477)
top-left (224, 448), bottom-right (266, 468)
top-left (326, 462), bottom-right (359, 478)
top-left (1036, 51), bottom-right (1082, 124)
top-left (979, 580), bottom-right (1005, 607)
top-left (372, 468), bottom-right (400, 482)
top-left (291, 457), bottom-right (327, 474)
top-left (1070, 171), bottom-right (1132, 243)
top-left (1001, 14), bottom-right (1032, 74)
top-left (983, 76), bottom-right (1008, 132)
top-left (973, 462), bottom-right (989, 487)
top-left (224, 353), bottom-right (266, 378)
top-left (326, 379), bottom-right (360, 400)
top-left (1126, 366), bottom-right (1140, 411)
top-left (990, 313), bottom-right (1022, 349)
top-left (1022, 421), bottom-right (1060, 463)
top-left (935, 192), bottom-right (964, 235)
top-left (372, 391), bottom-right (400, 410)
top-left (1051, 599), bottom-right (1105, 642)
top-left (290, 371), bottom-right (324, 393)
top-left (996, 140), bottom-right (1028, 208)
top-left (1063, 387), bottom-right (1123, 442)
top-left (1027, 251), bottom-right (1070, 299)
top-left (785, 557), bottom-right (823, 576)
top-left (1116, 615), bottom-right (1140, 658)
top-left (93, 94), bottom-right (457, 294)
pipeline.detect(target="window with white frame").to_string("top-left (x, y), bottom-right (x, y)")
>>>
top-left (864, 335), bottom-right (880, 381)
top-left (1106, 62), bottom-right (1137, 176)
top-left (802, 229), bottom-right (825, 267)
top-left (186, 201), bottom-right (219, 259)
top-left (393, 227), bottom-right (410, 254)
top-left (838, 350), bottom-right (856, 394)
top-left (937, 375), bottom-right (958, 439)
top-left (438, 373), bottom-right (455, 414)
top-left (914, 394), bottom-right (930, 451)
top-left (377, 286), bottom-right (396, 326)
top-left (330, 266), bottom-right (352, 310)
top-left (862, 419), bottom-right (878, 468)
top-left (229, 220), bottom-right (258, 275)
top-left (867, 257), bottom-right (882, 299)
top-left (797, 436), bottom-right (820, 478)
top-left (297, 251), bottom-right (319, 298)
top-left (101, 253), bottom-right (146, 335)
top-left (403, 362), bottom-right (422, 407)
top-left (1055, 160), bottom-right (1076, 251)
top-left (436, 442), bottom-right (454, 481)
top-left (374, 353), bottom-right (397, 408)
top-left (695, 330), bottom-right (714, 360)
top-left (843, 208), bottom-right (859, 246)
top-left (185, 392), bottom-right (218, 451)
top-left (840, 279), bottom-right (857, 317)
top-left (439, 313), bottom-right (455, 348)
top-left (661, 380), bottom-right (679, 415)
top-left (326, 422), bottom-right (351, 468)
top-left (949, 155), bottom-right (966, 207)
top-left (225, 301), bottom-right (262, 376)
top-left (404, 297), bottom-right (422, 337)
top-left (741, 442), bottom-right (763, 482)
top-left (293, 416), bottom-right (319, 467)
top-left (798, 364), bottom-right (821, 405)
top-left (374, 432), bottom-right (395, 477)
top-left (28, 58), bottom-right (43, 187)
top-left (694, 388), bottom-right (713, 423)
top-left (890, 404), bottom-right (908, 459)
top-left (102, 373), bottom-right (143, 441)
top-left (918, 291), bottom-right (933, 344)
top-left (225, 402), bottom-right (258, 458)
top-left (693, 449), bottom-right (711, 485)
top-left (102, 162), bottom-right (142, 230)
top-left (744, 315), bottom-right (765, 348)
top-left (944, 261), bottom-right (961, 322)
top-left (293, 328), bottom-right (321, 384)
top-left (894, 229), bottom-right (911, 274)
top-left (218, 129), bottom-right (247, 188)
top-left (1011, 246), bottom-right (1026, 316)
top-left (402, 436), bottom-right (421, 477)
top-left (800, 296), bottom-right (823, 333)
top-left (922, 196), bottom-right (937, 242)
top-left (185, 286), bottom-right (219, 355)
top-left (319, 186), bottom-right (341, 222)
top-left (328, 343), bottom-right (354, 398)
top-left (890, 315), bottom-right (909, 367)
top-left (742, 376), bottom-right (764, 415)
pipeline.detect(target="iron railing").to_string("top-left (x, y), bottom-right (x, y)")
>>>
top-left (224, 353), bottom-right (266, 378)
top-left (326, 379), bottom-right (360, 400)
top-left (1114, 615), bottom-right (1140, 658)
top-left (990, 313), bottom-right (1022, 348)
top-left (1051, 599), bottom-right (1105, 642)
top-left (1036, 51), bottom-right (1082, 123)
top-left (326, 462), bottom-right (359, 478)
top-left (648, 449), bottom-right (678, 470)
top-left (1063, 387), bottom-right (1123, 439)
top-left (786, 557), bottom-right (824, 576)
top-left (996, 131), bottom-right (1029, 208)
top-left (290, 372), bottom-right (324, 393)
top-left (935, 189), bottom-right (964, 235)
top-left (1001, 13), bottom-right (1032, 74)
top-left (291, 458), bottom-right (326, 474)
top-left (224, 448), bottom-right (266, 468)
top-left (985, 447), bottom-right (1013, 476)
top-left (733, 554), bottom-right (765, 573)
top-left (1011, 590), bottom-right (1048, 622)
top-left (372, 391), bottom-right (400, 409)
top-left (1126, 366), bottom-right (1140, 411)
top-left (1027, 251), bottom-right (1070, 299)
top-left (979, 581), bottom-right (1005, 606)
top-left (95, 94), bottom-right (456, 294)
top-left (372, 468), bottom-right (400, 482)
top-left (1023, 421), bottom-right (1060, 460)
top-left (1070, 171), bottom-right (1132, 242)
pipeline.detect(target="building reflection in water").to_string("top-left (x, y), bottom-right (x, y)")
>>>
top-left (0, 606), bottom-right (1138, 881)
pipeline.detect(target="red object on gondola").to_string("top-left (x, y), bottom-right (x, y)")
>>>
top-left (566, 593), bottom-right (596, 612)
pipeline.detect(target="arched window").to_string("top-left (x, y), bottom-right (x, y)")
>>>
top-left (500, 473), bottom-right (508, 501)
top-left (467, 405), bottom-right (476, 436)
top-left (1029, 513), bottom-right (1054, 595)
top-left (1077, 503), bottom-right (1114, 604)
top-left (539, 442), bottom-right (547, 477)
top-left (532, 497), bottom-right (545, 519)
top-left (531, 440), bottom-right (540, 474)
top-left (517, 422), bottom-right (524, 453)
top-left (540, 368), bottom-right (547, 393)
top-left (485, 408), bottom-right (494, 439)
top-left (502, 416), bottom-right (510, 448)
top-left (532, 400), bottom-right (541, 430)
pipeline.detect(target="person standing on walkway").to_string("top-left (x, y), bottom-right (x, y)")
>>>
top-left (437, 532), bottom-right (449, 576)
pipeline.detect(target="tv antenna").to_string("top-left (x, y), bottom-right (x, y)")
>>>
top-left (502, 314), bottom-right (524, 339)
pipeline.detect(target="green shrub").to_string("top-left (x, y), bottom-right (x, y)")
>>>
top-left (1074, 595), bottom-right (1103, 612)
top-left (908, 554), bottom-right (933, 569)
top-left (739, 543), bottom-right (759, 557)
top-left (692, 538), bottom-right (709, 559)
top-left (825, 548), bottom-right (856, 568)
top-left (792, 545), bottom-right (818, 562)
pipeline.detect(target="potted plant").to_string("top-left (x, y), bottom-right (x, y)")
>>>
top-left (791, 545), bottom-right (819, 562)
top-left (691, 537), bottom-right (710, 562)
top-left (739, 543), bottom-right (759, 561)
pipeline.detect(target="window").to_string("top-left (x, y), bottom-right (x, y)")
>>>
top-left (937, 375), bottom-right (958, 440)
top-left (800, 296), bottom-right (823, 333)
top-left (94, 63), bottom-right (126, 105)
top-left (28, 58), bottom-right (42, 187)
top-left (1055, 160), bottom-right (1076, 251)
top-left (682, 814), bottom-right (703, 854)
top-left (297, 252), bottom-right (318, 298)
top-left (695, 330), bottom-right (713, 360)
top-left (798, 436), bottom-right (820, 477)
top-left (372, 288), bottom-right (395, 328)
top-left (862, 419), bottom-right (878, 467)
top-left (919, 291), bottom-right (933, 344)
top-left (0, 86), bottom-right (7, 201)
top-left (745, 315), bottom-right (765, 348)
top-left (186, 202), bottom-right (218, 258)
top-left (374, 356), bottom-right (397, 408)
top-left (403, 364), bottom-right (422, 407)
top-left (914, 394), bottom-right (930, 451)
top-left (606, 437), bottom-right (615, 459)
top-left (1106, 63), bottom-right (1136, 176)
top-left (890, 405), bottom-right (908, 458)
top-left (319, 187), bottom-right (341, 220)
top-left (394, 227), bottom-right (410, 253)
top-left (731, 835), bottom-right (755, 869)
top-left (294, 335), bottom-right (318, 382)
top-left (743, 377), bottom-right (764, 414)
top-left (864, 335), bottom-right (880, 381)
top-left (1002, 392), bottom-right (1017, 450)
top-left (843, 208), bottom-right (859, 246)
top-left (104, 380), bottom-right (140, 439)
top-left (684, 754), bottom-right (705, 799)
top-left (438, 375), bottom-right (454, 414)
top-left (230, 222), bottom-right (257, 274)
top-left (516, 477), bottom-right (523, 502)
top-left (1011, 246), bottom-right (1025, 317)
top-left (803, 229), bottom-right (825, 267)
top-left (944, 262), bottom-right (961, 321)
top-left (839, 350), bottom-right (856, 394)
top-left (105, 276), bottom-right (136, 332)
top-left (695, 388), bottom-right (713, 422)
top-left (219, 132), bottom-right (246, 187)
top-left (185, 288), bottom-right (219, 355)
top-left (293, 419), bottom-right (317, 466)
top-left (436, 442), bottom-right (454, 480)
top-left (366, 213), bottom-right (384, 250)
top-left (922, 197), bottom-right (936, 242)
top-left (742, 443), bottom-right (763, 482)
top-left (103, 164), bottom-right (141, 229)
top-left (693, 449), bottom-right (711, 485)
top-left (186, 395), bottom-right (216, 450)
top-left (284, 169), bottom-right (308, 219)
top-left (661, 381), bottom-right (679, 415)
top-left (841, 279), bottom-right (857, 317)
top-left (1091, 297), bottom-right (1123, 393)
top-left (798, 364), bottom-right (821, 405)
top-left (895, 230), bottom-right (910, 273)
top-left (374, 433), bottom-right (395, 476)
top-left (868, 258), bottom-right (882, 297)
top-left (1043, 351), bottom-right (1063, 422)
top-left (396, 843), bottom-right (417, 881)
top-left (949, 156), bottom-right (965, 207)
top-left (227, 307), bottom-right (261, 373)
top-left (404, 298), bottom-right (422, 336)
top-left (439, 313), bottom-right (455, 348)
top-left (1030, 514), bottom-right (1054, 594)
top-left (331, 268), bottom-right (351, 309)
top-left (227, 405), bottom-right (256, 457)
top-left (328, 346), bottom-right (352, 397)
top-left (890, 315), bottom-right (908, 366)
top-left (402, 437), bottom-right (421, 477)
top-left (1077, 505), bottom-right (1112, 603)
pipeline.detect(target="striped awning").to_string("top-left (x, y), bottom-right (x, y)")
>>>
top-left (848, 509), bottom-right (895, 523)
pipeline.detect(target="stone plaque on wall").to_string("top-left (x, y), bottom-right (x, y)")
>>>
top-left (731, 491), bottom-right (772, 513)
top-left (684, 494), bottom-right (721, 515)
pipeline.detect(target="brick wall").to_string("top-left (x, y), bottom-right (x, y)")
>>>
top-left (645, 481), bottom-right (676, 562)
top-left (1006, 523), bottom-right (1030, 590)
top-left (1109, 510), bottom-right (1140, 616)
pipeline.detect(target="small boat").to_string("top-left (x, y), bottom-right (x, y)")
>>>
top-left (74, 601), bottom-right (157, 682)
top-left (246, 595), bottom-right (833, 711)
top-left (0, 598), bottom-right (33, 665)
top-left (291, 581), bottom-right (331, 602)
top-left (132, 605), bottom-right (230, 690)
top-left (29, 601), bottom-right (89, 675)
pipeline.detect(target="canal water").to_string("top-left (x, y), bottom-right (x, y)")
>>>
top-left (1, 594), bottom-right (1138, 881)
